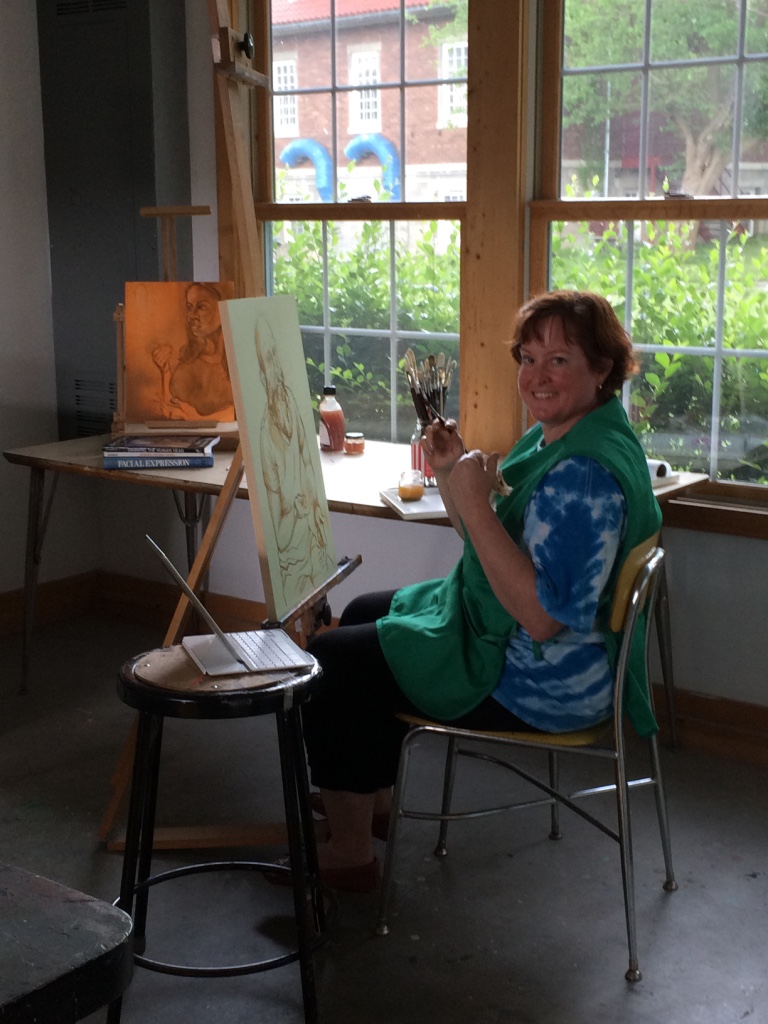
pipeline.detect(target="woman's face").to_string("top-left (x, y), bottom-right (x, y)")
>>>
top-left (186, 285), bottom-right (221, 339)
top-left (517, 316), bottom-right (609, 443)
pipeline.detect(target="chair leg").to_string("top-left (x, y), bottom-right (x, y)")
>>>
top-left (648, 735), bottom-right (678, 893)
top-left (613, 747), bottom-right (641, 982)
top-left (294, 707), bottom-right (326, 935)
top-left (655, 564), bottom-right (679, 749)
top-left (276, 707), bottom-right (320, 1024)
top-left (434, 736), bottom-right (459, 857)
top-left (548, 751), bottom-right (561, 840)
top-left (375, 730), bottom-right (418, 937)
top-left (108, 712), bottom-right (163, 1024)
top-left (131, 715), bottom-right (164, 952)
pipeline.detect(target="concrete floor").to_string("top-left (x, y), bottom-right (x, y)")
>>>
top-left (1, 614), bottom-right (766, 1024)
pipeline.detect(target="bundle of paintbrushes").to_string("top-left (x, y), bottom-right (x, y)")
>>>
top-left (403, 348), bottom-right (457, 424)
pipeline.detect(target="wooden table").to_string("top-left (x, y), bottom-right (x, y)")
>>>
top-left (0, 863), bottom-right (132, 1023)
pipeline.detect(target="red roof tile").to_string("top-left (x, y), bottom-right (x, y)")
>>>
top-left (273, 0), bottom-right (427, 26)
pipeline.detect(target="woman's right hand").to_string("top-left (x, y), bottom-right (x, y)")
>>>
top-left (422, 418), bottom-right (464, 473)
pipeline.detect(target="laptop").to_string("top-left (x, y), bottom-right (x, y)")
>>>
top-left (146, 534), bottom-right (316, 676)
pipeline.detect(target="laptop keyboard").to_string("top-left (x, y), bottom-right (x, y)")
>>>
top-left (231, 630), bottom-right (312, 670)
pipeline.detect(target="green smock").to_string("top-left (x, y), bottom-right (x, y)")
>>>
top-left (376, 397), bottom-right (662, 735)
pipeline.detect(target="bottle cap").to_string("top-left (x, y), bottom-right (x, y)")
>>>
top-left (322, 385), bottom-right (337, 395)
top-left (344, 431), bottom-right (364, 439)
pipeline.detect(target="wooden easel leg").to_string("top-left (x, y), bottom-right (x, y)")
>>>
top-left (99, 717), bottom-right (138, 842)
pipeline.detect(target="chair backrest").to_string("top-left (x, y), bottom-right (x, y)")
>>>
top-left (609, 531), bottom-right (661, 633)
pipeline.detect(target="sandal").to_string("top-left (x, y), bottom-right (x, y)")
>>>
top-left (310, 792), bottom-right (391, 842)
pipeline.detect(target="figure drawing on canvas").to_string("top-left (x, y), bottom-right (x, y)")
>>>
top-left (123, 281), bottom-right (236, 423)
top-left (220, 295), bottom-right (338, 622)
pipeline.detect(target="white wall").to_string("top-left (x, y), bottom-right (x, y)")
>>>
top-left (1, 1), bottom-right (766, 711)
top-left (660, 529), bottom-right (768, 702)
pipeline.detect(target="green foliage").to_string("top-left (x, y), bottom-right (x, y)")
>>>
top-left (563, 0), bottom-right (768, 193)
top-left (271, 217), bottom-right (460, 442)
top-left (551, 215), bottom-right (768, 482)
top-left (271, 204), bottom-right (768, 479)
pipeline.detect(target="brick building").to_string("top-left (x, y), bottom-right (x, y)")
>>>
top-left (271, 0), bottom-right (468, 203)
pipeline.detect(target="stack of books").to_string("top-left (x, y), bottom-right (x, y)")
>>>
top-left (102, 434), bottom-right (220, 470)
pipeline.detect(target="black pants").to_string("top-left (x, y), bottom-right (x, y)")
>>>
top-left (303, 591), bottom-right (539, 794)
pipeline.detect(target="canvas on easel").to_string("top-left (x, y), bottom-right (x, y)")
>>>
top-left (219, 294), bottom-right (338, 623)
top-left (120, 281), bottom-right (236, 426)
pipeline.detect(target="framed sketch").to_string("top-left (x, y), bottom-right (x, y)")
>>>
top-left (219, 294), bottom-right (338, 622)
top-left (120, 281), bottom-right (236, 425)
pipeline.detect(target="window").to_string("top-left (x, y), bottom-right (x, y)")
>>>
top-left (533, 0), bottom-right (768, 486)
top-left (273, 58), bottom-right (298, 137)
top-left (438, 41), bottom-right (468, 128)
top-left (265, 1), bottom-right (469, 443)
top-left (349, 50), bottom-right (381, 134)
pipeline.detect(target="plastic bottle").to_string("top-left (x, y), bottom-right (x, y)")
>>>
top-left (318, 385), bottom-right (346, 452)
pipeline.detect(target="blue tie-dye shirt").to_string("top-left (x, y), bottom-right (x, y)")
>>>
top-left (492, 456), bottom-right (626, 732)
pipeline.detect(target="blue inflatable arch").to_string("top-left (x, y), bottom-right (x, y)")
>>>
top-left (344, 134), bottom-right (402, 201)
top-left (278, 139), bottom-right (333, 202)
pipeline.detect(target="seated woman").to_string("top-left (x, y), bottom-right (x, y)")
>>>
top-left (300, 290), bottom-right (662, 893)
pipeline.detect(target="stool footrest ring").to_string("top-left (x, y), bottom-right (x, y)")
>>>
top-left (118, 860), bottom-right (328, 979)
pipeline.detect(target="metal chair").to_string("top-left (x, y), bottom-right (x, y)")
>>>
top-left (376, 537), bottom-right (677, 982)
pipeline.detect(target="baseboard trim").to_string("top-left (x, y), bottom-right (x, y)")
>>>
top-left (652, 685), bottom-right (768, 768)
top-left (0, 571), bottom-right (271, 636)
top-left (2, 572), bottom-right (766, 766)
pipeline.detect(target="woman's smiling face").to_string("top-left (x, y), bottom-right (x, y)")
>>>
top-left (517, 316), bottom-right (610, 443)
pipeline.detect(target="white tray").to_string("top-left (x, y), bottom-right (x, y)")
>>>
top-left (379, 487), bottom-right (448, 520)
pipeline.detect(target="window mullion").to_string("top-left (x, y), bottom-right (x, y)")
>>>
top-left (637, 0), bottom-right (653, 198)
top-left (389, 221), bottom-right (398, 442)
top-left (330, 0), bottom-right (338, 202)
top-left (709, 223), bottom-right (729, 480)
top-left (322, 222), bottom-right (332, 386)
top-left (621, 220), bottom-right (636, 416)
top-left (730, 0), bottom-right (749, 197)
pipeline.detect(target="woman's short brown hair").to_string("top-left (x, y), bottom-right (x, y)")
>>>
top-left (510, 291), bottom-right (637, 401)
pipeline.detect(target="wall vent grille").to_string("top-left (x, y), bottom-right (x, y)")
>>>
top-left (74, 377), bottom-right (117, 437)
top-left (55, 0), bottom-right (127, 17)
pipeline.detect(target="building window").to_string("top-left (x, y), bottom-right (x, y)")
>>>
top-left (535, 0), bottom-right (768, 486)
top-left (438, 41), bottom-right (468, 128)
top-left (349, 50), bottom-right (381, 134)
top-left (267, 3), bottom-right (467, 443)
top-left (273, 58), bottom-right (298, 137)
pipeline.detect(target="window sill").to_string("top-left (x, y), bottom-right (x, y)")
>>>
top-left (663, 481), bottom-right (768, 540)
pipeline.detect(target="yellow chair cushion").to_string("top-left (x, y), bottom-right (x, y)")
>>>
top-left (397, 713), bottom-right (612, 748)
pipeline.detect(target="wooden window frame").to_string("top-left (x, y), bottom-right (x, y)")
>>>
top-left (530, 1), bottom-right (768, 535)
top-left (225, 0), bottom-right (530, 455)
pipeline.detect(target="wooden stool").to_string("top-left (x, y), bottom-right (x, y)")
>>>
top-left (0, 862), bottom-right (133, 1022)
top-left (107, 646), bottom-right (324, 1024)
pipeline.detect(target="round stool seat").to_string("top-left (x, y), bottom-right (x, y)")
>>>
top-left (119, 644), bottom-right (322, 719)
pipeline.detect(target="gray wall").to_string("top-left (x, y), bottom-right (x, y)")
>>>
top-left (37, 0), bottom-right (191, 437)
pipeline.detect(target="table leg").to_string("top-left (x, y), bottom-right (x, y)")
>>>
top-left (171, 490), bottom-right (210, 572)
top-left (655, 563), bottom-right (679, 749)
top-left (20, 468), bottom-right (59, 693)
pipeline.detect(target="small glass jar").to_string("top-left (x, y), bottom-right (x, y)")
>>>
top-left (344, 431), bottom-right (365, 455)
top-left (398, 469), bottom-right (424, 502)
top-left (410, 420), bottom-right (436, 486)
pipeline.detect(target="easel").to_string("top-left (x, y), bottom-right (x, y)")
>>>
top-left (100, 1), bottom-right (361, 850)
top-left (140, 205), bottom-right (213, 283)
